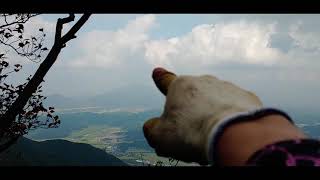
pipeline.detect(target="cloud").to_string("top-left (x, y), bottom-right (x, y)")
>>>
top-left (289, 21), bottom-right (320, 51)
top-left (47, 14), bottom-right (320, 77)
top-left (38, 14), bottom-right (320, 113)
top-left (70, 14), bottom-right (156, 68)
top-left (71, 16), bottom-right (290, 73)
top-left (144, 20), bottom-right (284, 71)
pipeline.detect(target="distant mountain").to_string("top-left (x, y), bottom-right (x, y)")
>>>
top-left (43, 94), bottom-right (83, 109)
top-left (44, 84), bottom-right (164, 109)
top-left (88, 84), bottom-right (164, 109)
top-left (0, 137), bottom-right (127, 166)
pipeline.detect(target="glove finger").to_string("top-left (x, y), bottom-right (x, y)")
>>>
top-left (152, 67), bottom-right (177, 96)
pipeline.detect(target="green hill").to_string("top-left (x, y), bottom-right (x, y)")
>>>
top-left (0, 137), bottom-right (127, 166)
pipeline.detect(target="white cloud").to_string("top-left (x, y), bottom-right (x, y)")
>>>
top-left (144, 20), bottom-right (284, 71)
top-left (70, 14), bottom-right (156, 68)
top-left (71, 16), bottom-right (288, 73)
top-left (289, 21), bottom-right (320, 51)
top-left (66, 15), bottom-right (320, 89)
top-left (38, 14), bottom-right (320, 112)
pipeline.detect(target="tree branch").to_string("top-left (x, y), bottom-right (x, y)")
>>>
top-left (61, 13), bottom-right (91, 43)
top-left (0, 13), bottom-right (91, 129)
top-left (54, 14), bottom-right (75, 43)
top-left (0, 38), bottom-right (42, 62)
top-left (0, 39), bottom-right (24, 56)
top-left (0, 14), bottom-right (39, 29)
top-left (4, 14), bottom-right (8, 25)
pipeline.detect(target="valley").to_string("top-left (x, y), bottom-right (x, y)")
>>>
top-left (24, 106), bottom-right (320, 166)
top-left (26, 109), bottom-right (196, 166)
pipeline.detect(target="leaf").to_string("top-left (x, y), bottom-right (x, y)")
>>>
top-left (2, 61), bottom-right (8, 67)
top-left (39, 28), bottom-right (43, 32)
top-left (0, 74), bottom-right (8, 79)
top-left (18, 35), bottom-right (23, 39)
top-left (47, 114), bottom-right (52, 118)
top-left (53, 115), bottom-right (59, 121)
top-left (41, 47), bottom-right (48, 51)
top-left (4, 33), bottom-right (13, 38)
top-left (39, 105), bottom-right (47, 112)
top-left (14, 64), bottom-right (21, 68)
top-left (16, 29), bottom-right (23, 33)
top-left (17, 24), bottom-right (24, 30)
top-left (18, 42), bottom-right (24, 47)
top-left (0, 54), bottom-right (4, 58)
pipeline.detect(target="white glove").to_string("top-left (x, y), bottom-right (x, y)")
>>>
top-left (143, 68), bottom-right (292, 165)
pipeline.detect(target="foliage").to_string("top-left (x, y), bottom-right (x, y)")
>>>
top-left (0, 14), bottom-right (48, 62)
top-left (0, 14), bottom-right (59, 139)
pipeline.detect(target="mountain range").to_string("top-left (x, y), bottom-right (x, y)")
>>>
top-left (44, 84), bottom-right (165, 109)
top-left (0, 137), bottom-right (126, 166)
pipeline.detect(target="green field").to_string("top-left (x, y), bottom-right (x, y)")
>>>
top-left (26, 110), bottom-right (200, 166)
top-left (63, 125), bottom-right (196, 166)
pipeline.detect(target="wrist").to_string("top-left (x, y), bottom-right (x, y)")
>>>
top-left (205, 107), bottom-right (296, 165)
top-left (219, 114), bottom-right (306, 166)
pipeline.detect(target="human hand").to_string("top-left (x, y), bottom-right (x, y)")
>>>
top-left (143, 67), bottom-right (263, 165)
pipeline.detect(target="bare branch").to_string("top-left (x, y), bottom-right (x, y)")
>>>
top-left (4, 14), bottom-right (8, 25)
top-left (0, 39), bottom-right (24, 56)
top-left (0, 38), bottom-right (43, 63)
top-left (61, 13), bottom-right (91, 43)
top-left (0, 13), bottom-right (91, 129)
top-left (55, 14), bottom-right (75, 42)
top-left (0, 14), bottom-right (39, 29)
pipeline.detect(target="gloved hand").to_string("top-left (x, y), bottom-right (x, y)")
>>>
top-left (143, 67), bottom-right (264, 165)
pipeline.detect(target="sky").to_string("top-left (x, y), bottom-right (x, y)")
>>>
top-left (3, 14), bottom-right (320, 113)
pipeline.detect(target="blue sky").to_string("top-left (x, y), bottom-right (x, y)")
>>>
top-left (4, 14), bottom-right (320, 112)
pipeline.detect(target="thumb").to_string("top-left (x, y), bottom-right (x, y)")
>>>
top-left (143, 117), bottom-right (162, 148)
